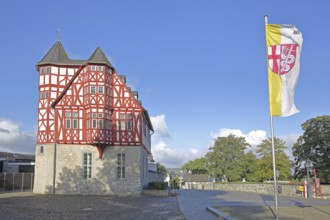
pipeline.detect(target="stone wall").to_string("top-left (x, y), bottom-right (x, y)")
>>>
top-left (34, 144), bottom-right (148, 195)
top-left (34, 144), bottom-right (56, 194)
top-left (148, 171), bottom-right (164, 183)
top-left (185, 182), bottom-right (330, 199)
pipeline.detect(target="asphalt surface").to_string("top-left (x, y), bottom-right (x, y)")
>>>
top-left (1, 190), bottom-right (330, 220)
top-left (0, 192), bottom-right (185, 220)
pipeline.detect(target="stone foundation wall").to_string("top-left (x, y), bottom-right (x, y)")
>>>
top-left (184, 182), bottom-right (330, 199)
top-left (34, 144), bottom-right (148, 195)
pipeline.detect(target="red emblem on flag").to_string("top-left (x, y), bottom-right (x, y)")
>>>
top-left (267, 44), bottom-right (297, 75)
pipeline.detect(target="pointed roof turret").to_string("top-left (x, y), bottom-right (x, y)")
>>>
top-left (88, 47), bottom-right (114, 68)
top-left (37, 41), bottom-right (84, 66)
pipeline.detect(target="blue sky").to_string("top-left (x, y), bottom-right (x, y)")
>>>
top-left (0, 1), bottom-right (329, 168)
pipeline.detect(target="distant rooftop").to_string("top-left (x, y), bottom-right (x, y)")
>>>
top-left (0, 152), bottom-right (35, 162)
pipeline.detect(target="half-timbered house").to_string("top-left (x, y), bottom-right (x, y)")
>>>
top-left (33, 40), bottom-right (154, 195)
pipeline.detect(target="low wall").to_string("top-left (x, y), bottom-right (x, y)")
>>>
top-left (143, 189), bottom-right (168, 196)
top-left (148, 171), bottom-right (164, 183)
top-left (183, 182), bottom-right (330, 199)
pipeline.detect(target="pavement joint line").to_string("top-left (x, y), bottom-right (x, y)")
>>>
top-left (206, 205), bottom-right (237, 220)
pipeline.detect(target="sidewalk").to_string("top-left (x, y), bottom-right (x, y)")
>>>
top-left (176, 189), bottom-right (330, 220)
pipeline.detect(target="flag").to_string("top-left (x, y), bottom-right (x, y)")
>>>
top-left (266, 24), bottom-right (303, 117)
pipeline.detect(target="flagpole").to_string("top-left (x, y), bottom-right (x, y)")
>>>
top-left (265, 15), bottom-right (279, 220)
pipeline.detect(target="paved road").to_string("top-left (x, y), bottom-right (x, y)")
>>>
top-left (0, 192), bottom-right (185, 220)
top-left (176, 189), bottom-right (330, 219)
top-left (1, 190), bottom-right (330, 219)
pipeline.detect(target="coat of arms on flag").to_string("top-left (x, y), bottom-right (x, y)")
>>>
top-left (267, 44), bottom-right (297, 75)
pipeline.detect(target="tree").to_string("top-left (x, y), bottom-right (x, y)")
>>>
top-left (293, 116), bottom-right (330, 182)
top-left (157, 163), bottom-right (168, 176)
top-left (255, 137), bottom-right (291, 181)
top-left (206, 134), bottom-right (250, 182)
top-left (181, 157), bottom-right (208, 174)
top-left (241, 151), bottom-right (259, 182)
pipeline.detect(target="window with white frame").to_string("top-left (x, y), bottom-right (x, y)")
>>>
top-left (97, 66), bottom-right (103, 71)
top-left (83, 153), bottom-right (92, 179)
top-left (91, 113), bottom-right (103, 129)
top-left (106, 67), bottom-right (112, 74)
top-left (65, 111), bottom-right (78, 129)
top-left (117, 153), bottom-right (125, 179)
top-left (40, 67), bottom-right (50, 74)
top-left (89, 86), bottom-right (104, 94)
top-left (119, 113), bottom-right (133, 131)
top-left (98, 86), bottom-right (104, 94)
top-left (90, 86), bottom-right (96, 94)
top-left (39, 91), bottom-right (49, 99)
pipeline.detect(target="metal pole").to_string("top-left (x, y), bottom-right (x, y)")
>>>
top-left (13, 173), bottom-right (15, 191)
top-left (270, 116), bottom-right (279, 219)
top-left (31, 173), bottom-right (33, 192)
top-left (22, 173), bottom-right (24, 192)
top-left (265, 15), bottom-right (279, 220)
top-left (52, 107), bottom-right (57, 195)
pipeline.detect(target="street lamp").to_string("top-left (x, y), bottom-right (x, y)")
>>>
top-left (170, 171), bottom-right (175, 195)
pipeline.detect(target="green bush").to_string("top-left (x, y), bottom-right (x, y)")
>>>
top-left (147, 181), bottom-right (168, 190)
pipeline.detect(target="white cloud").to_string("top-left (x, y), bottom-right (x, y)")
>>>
top-left (210, 128), bottom-right (300, 159)
top-left (150, 114), bottom-right (169, 138)
top-left (279, 134), bottom-right (300, 159)
top-left (0, 119), bottom-right (36, 154)
top-left (211, 128), bottom-right (267, 146)
top-left (151, 140), bottom-right (201, 168)
top-left (150, 114), bottom-right (201, 168)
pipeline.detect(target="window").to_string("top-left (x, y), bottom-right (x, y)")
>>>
top-left (83, 153), bottom-right (92, 179)
top-left (117, 153), bottom-right (125, 179)
top-left (40, 91), bottom-right (49, 99)
top-left (65, 111), bottom-right (78, 129)
top-left (73, 119), bottom-right (78, 129)
top-left (90, 86), bottom-right (96, 94)
top-left (98, 119), bottom-right (103, 129)
top-left (106, 88), bottom-right (112, 96)
top-left (119, 113), bottom-right (133, 131)
top-left (91, 113), bottom-right (103, 129)
top-left (98, 86), bottom-right (104, 94)
top-left (97, 66), bottom-right (103, 71)
top-left (84, 87), bottom-right (89, 95)
top-left (106, 67), bottom-right (112, 74)
top-left (40, 67), bottom-right (50, 74)
top-left (91, 66), bottom-right (96, 71)
top-left (40, 146), bottom-right (44, 154)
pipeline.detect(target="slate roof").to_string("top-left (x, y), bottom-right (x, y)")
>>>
top-left (0, 152), bottom-right (35, 162)
top-left (37, 41), bottom-right (113, 67)
top-left (88, 47), bottom-right (113, 67)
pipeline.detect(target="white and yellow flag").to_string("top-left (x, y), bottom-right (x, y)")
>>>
top-left (266, 24), bottom-right (303, 117)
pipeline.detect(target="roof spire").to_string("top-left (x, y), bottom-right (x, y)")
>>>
top-left (56, 28), bottom-right (61, 41)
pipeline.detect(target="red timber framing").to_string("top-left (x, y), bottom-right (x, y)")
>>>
top-left (36, 42), bottom-right (153, 159)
